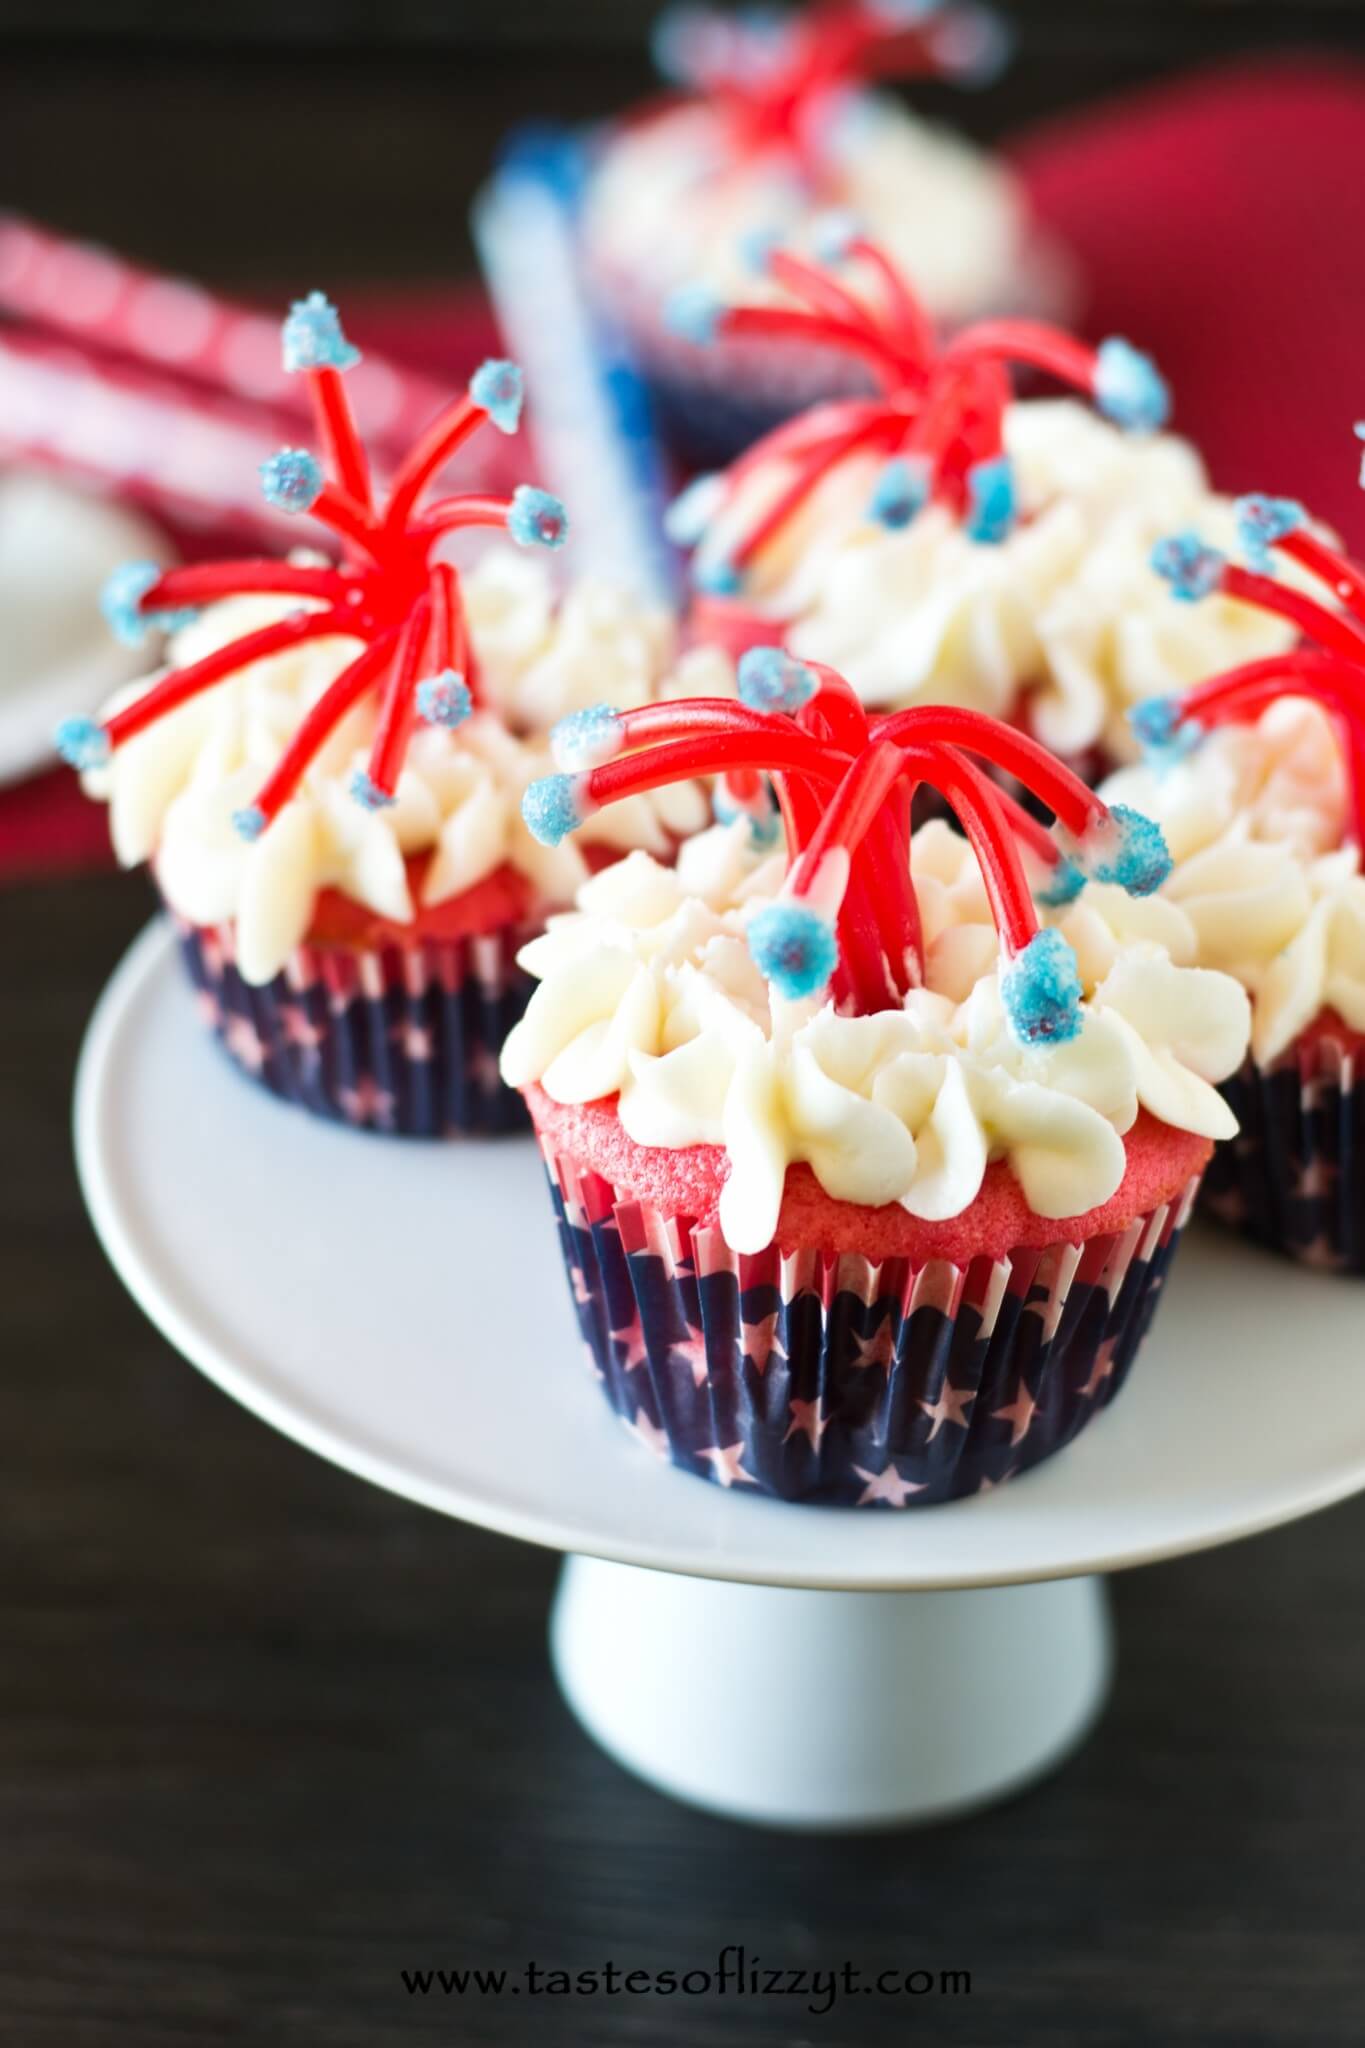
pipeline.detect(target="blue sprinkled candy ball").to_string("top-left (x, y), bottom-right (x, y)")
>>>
top-left (416, 672), bottom-right (473, 730)
top-left (259, 448), bottom-right (323, 514)
top-left (1088, 805), bottom-right (1173, 897)
top-left (1002, 929), bottom-right (1083, 1046)
top-left (736, 646), bottom-right (818, 714)
top-left (551, 704), bottom-right (625, 772)
top-left (469, 359), bottom-right (525, 435)
top-left (1150, 531), bottom-right (1224, 603)
top-left (1093, 337), bottom-right (1170, 434)
top-left (747, 902), bottom-right (838, 1002)
top-left (507, 486), bottom-right (569, 551)
top-left (522, 773), bottom-right (586, 847)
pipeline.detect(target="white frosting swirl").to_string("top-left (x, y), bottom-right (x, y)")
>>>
top-left (501, 818), bottom-right (1250, 1253)
top-left (696, 402), bottom-right (1296, 761)
top-left (85, 551), bottom-right (724, 985)
top-left (1098, 700), bottom-right (1365, 1067)
top-left (583, 95), bottom-right (1039, 327)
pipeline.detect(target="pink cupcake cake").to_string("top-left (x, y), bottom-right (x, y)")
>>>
top-left (578, 1), bottom-right (1067, 461)
top-left (500, 648), bottom-right (1250, 1503)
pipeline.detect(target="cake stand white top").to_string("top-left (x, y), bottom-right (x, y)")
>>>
top-left (75, 920), bottom-right (1365, 1593)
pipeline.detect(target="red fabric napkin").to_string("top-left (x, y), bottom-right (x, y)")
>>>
top-left (1013, 55), bottom-right (1365, 551)
top-left (6, 56), bottom-right (1363, 881)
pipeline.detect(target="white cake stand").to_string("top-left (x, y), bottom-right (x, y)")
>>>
top-left (75, 923), bottom-right (1365, 1829)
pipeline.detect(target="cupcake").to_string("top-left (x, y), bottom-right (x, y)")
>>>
top-left (57, 294), bottom-right (717, 1137)
top-left (500, 650), bottom-right (1250, 1504)
top-left (671, 235), bottom-right (1297, 777)
top-left (577, 0), bottom-right (1068, 463)
top-left (1099, 482), bottom-right (1365, 1270)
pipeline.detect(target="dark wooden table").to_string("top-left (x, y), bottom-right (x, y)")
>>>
top-left (8, 871), bottom-right (1365, 2044)
top-left (6, 27), bottom-right (1365, 2045)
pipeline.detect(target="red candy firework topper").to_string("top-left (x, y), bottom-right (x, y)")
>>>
top-left (56, 294), bottom-right (568, 833)
top-left (645, 0), bottom-right (1009, 179)
top-left (528, 649), bottom-right (1171, 1035)
top-left (664, 227), bottom-right (1167, 636)
top-left (1144, 485), bottom-right (1365, 838)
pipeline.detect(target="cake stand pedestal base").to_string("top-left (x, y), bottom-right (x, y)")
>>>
top-left (551, 1557), bottom-right (1111, 1829)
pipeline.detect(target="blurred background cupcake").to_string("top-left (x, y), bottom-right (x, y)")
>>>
top-left (507, 0), bottom-right (1074, 465)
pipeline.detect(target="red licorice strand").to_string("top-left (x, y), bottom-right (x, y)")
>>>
top-left (721, 306), bottom-right (906, 388)
top-left (905, 356), bottom-right (1010, 499)
top-left (366, 598), bottom-right (434, 799)
top-left (774, 762), bottom-right (824, 849)
top-left (939, 318), bottom-right (1099, 400)
top-left (992, 783), bottom-right (1062, 868)
top-left (612, 699), bottom-right (850, 759)
top-left (789, 738), bottom-right (906, 900)
top-left (382, 393), bottom-right (486, 537)
top-left (1271, 530), bottom-right (1365, 624)
top-left (722, 766), bottom-right (765, 806)
top-left (864, 804), bottom-right (921, 995)
top-left (916, 744), bottom-right (1040, 959)
top-left (412, 493), bottom-right (515, 542)
top-left (766, 249), bottom-right (897, 350)
top-left (146, 562), bottom-right (353, 607)
top-left (730, 411), bottom-right (903, 567)
top-left (872, 704), bottom-right (1105, 837)
top-left (782, 4), bottom-right (855, 97)
top-left (845, 235), bottom-right (934, 367)
top-left (795, 659), bottom-right (871, 755)
top-left (765, 759), bottom-right (823, 856)
top-left (428, 559), bottom-right (453, 673)
top-left (310, 366), bottom-right (372, 513)
top-left (791, 742), bottom-right (915, 1011)
top-left (311, 482), bottom-right (385, 561)
top-left (1178, 648), bottom-right (1363, 723)
top-left (583, 731), bottom-right (848, 813)
top-left (727, 396), bottom-right (895, 487)
top-left (247, 631), bottom-right (401, 825)
top-left (103, 609), bottom-right (357, 749)
top-left (1219, 565), bottom-right (1365, 664)
top-left (833, 882), bottom-right (900, 1012)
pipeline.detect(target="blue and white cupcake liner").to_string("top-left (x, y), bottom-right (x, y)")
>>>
top-left (173, 912), bottom-right (535, 1137)
top-left (536, 1123), bottom-right (1201, 1506)
top-left (1202, 1032), bottom-right (1365, 1274)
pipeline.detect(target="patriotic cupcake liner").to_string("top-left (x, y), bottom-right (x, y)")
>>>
top-left (171, 912), bottom-right (536, 1137)
top-left (1202, 1031), bottom-right (1365, 1274)
top-left (537, 1127), bottom-right (1202, 1506)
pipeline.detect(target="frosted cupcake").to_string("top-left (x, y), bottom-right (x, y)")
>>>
top-left (671, 235), bottom-right (1295, 774)
top-left (500, 650), bottom-right (1250, 1504)
top-left (1103, 484), bottom-right (1365, 1270)
top-left (578, 0), bottom-right (1066, 462)
top-left (58, 295), bottom-right (716, 1136)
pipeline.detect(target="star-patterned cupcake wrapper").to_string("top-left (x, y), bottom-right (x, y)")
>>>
top-left (172, 910), bottom-right (536, 1138)
top-left (1202, 1030), bottom-right (1365, 1274)
top-left (536, 1122), bottom-right (1202, 1506)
